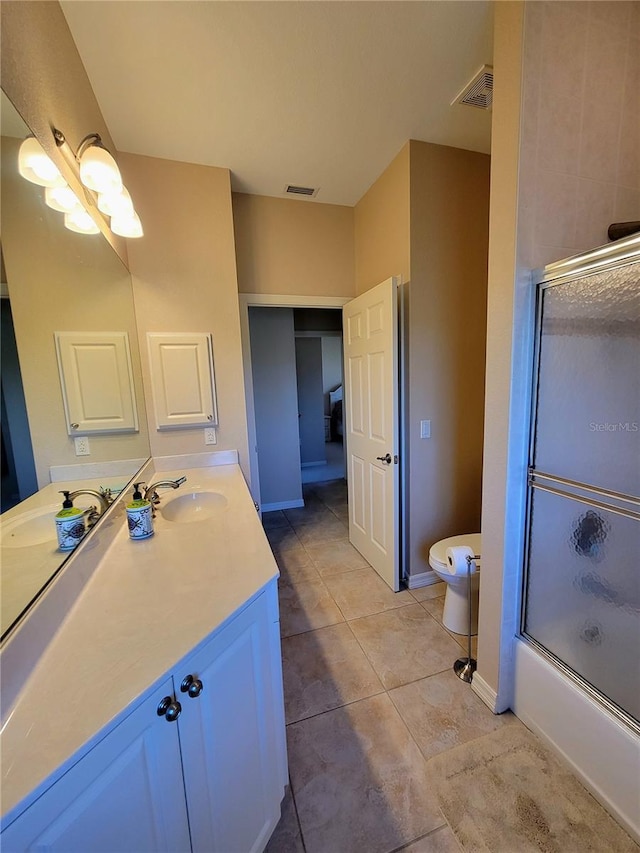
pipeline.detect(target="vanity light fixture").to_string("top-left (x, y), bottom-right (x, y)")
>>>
top-left (97, 186), bottom-right (134, 218)
top-left (18, 136), bottom-right (66, 188)
top-left (44, 185), bottom-right (82, 214)
top-left (76, 133), bottom-right (123, 195)
top-left (16, 127), bottom-right (144, 239)
top-left (64, 207), bottom-right (100, 235)
top-left (111, 211), bottom-right (143, 239)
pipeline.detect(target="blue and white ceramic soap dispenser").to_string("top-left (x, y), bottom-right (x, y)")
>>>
top-left (126, 483), bottom-right (154, 540)
top-left (55, 491), bottom-right (86, 551)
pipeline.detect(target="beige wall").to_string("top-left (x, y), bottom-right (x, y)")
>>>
top-left (353, 139), bottom-right (489, 578)
top-left (354, 144), bottom-right (411, 295)
top-left (476, 1), bottom-right (526, 708)
top-left (408, 140), bottom-right (490, 575)
top-left (233, 193), bottom-right (354, 297)
top-left (0, 1), bottom-right (128, 262)
top-left (2, 136), bottom-right (149, 488)
top-left (519, 1), bottom-right (640, 270)
top-left (120, 153), bottom-right (250, 473)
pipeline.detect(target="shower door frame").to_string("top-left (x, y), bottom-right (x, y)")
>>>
top-left (511, 235), bottom-right (640, 842)
top-left (518, 236), bottom-right (640, 735)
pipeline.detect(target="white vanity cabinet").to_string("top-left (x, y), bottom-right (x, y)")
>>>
top-left (1, 584), bottom-right (286, 853)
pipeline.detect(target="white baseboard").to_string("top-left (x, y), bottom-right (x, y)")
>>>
top-left (262, 499), bottom-right (305, 512)
top-left (407, 569), bottom-right (440, 590)
top-left (471, 672), bottom-right (500, 713)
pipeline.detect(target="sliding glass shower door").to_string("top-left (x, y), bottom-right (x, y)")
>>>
top-left (522, 252), bottom-right (640, 727)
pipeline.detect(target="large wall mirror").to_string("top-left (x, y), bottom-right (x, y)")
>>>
top-left (0, 91), bottom-right (150, 639)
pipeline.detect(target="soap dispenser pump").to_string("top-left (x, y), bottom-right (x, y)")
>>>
top-left (55, 491), bottom-right (86, 551)
top-left (126, 482), bottom-right (154, 541)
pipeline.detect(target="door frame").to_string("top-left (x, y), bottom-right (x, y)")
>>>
top-left (238, 294), bottom-right (350, 509)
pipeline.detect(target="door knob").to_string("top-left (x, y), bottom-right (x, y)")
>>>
top-left (157, 696), bottom-right (182, 722)
top-left (180, 674), bottom-right (204, 698)
top-left (376, 453), bottom-right (392, 464)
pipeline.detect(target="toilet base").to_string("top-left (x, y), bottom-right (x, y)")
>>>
top-left (442, 579), bottom-right (479, 635)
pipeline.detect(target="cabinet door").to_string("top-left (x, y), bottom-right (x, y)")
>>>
top-left (177, 592), bottom-right (284, 853)
top-left (54, 331), bottom-right (139, 434)
top-left (147, 332), bottom-right (218, 429)
top-left (1, 681), bottom-right (191, 853)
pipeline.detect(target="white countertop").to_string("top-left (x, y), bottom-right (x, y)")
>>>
top-left (1, 463), bottom-right (278, 822)
top-left (0, 476), bottom-right (133, 637)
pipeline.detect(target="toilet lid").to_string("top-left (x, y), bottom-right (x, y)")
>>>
top-left (429, 533), bottom-right (481, 571)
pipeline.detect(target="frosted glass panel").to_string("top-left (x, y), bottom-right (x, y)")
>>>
top-left (534, 263), bottom-right (640, 496)
top-left (524, 488), bottom-right (640, 722)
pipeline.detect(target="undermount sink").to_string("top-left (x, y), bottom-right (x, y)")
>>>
top-left (1, 505), bottom-right (61, 548)
top-left (160, 491), bottom-right (228, 523)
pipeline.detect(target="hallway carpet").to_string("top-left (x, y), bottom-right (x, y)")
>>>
top-left (263, 480), bottom-right (638, 853)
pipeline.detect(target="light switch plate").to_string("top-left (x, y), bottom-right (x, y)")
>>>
top-left (420, 420), bottom-right (431, 439)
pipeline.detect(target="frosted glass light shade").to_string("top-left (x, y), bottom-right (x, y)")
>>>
top-left (45, 185), bottom-right (82, 214)
top-left (79, 143), bottom-right (123, 195)
top-left (18, 137), bottom-right (66, 188)
top-left (111, 211), bottom-right (143, 238)
top-left (64, 208), bottom-right (100, 235)
top-left (98, 187), bottom-right (134, 218)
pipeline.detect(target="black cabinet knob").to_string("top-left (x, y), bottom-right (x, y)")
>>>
top-left (181, 674), bottom-right (204, 698)
top-left (157, 695), bottom-right (182, 722)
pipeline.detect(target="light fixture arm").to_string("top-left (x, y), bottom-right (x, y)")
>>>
top-left (76, 132), bottom-right (105, 161)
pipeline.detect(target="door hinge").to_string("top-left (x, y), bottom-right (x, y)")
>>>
top-left (394, 455), bottom-right (398, 464)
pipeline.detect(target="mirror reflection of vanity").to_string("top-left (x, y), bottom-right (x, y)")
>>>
top-left (0, 91), bottom-right (151, 639)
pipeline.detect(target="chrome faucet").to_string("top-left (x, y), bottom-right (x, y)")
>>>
top-left (67, 488), bottom-right (113, 528)
top-left (143, 477), bottom-right (187, 513)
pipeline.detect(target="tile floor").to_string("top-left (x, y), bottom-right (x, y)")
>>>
top-left (263, 479), bottom-right (636, 853)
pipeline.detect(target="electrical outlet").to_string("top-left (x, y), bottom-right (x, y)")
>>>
top-left (420, 419), bottom-right (431, 439)
top-left (204, 427), bottom-right (217, 446)
top-left (74, 436), bottom-right (90, 456)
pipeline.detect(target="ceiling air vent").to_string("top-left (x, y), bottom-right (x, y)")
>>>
top-left (452, 65), bottom-right (493, 110)
top-left (285, 184), bottom-right (318, 198)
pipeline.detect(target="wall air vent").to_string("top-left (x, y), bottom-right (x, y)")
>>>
top-left (453, 65), bottom-right (493, 110)
top-left (284, 184), bottom-right (318, 198)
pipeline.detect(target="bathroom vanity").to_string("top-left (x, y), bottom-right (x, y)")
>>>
top-left (0, 459), bottom-right (287, 852)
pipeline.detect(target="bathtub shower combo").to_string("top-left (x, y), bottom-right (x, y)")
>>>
top-left (515, 237), bottom-right (639, 839)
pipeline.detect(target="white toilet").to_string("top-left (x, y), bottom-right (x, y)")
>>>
top-left (428, 533), bottom-right (481, 635)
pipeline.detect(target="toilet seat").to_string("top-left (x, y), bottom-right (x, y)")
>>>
top-left (429, 533), bottom-right (481, 573)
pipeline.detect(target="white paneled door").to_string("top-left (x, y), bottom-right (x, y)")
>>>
top-left (343, 277), bottom-right (399, 591)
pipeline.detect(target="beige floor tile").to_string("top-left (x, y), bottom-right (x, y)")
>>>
top-left (275, 546), bottom-right (321, 586)
top-left (305, 539), bottom-right (370, 578)
top-left (279, 575), bottom-right (345, 638)
top-left (295, 517), bottom-right (349, 547)
top-left (420, 599), bottom-right (478, 651)
top-left (323, 567), bottom-right (413, 620)
top-left (262, 510), bottom-right (289, 530)
top-left (288, 694), bottom-right (445, 853)
top-left (429, 725), bottom-right (639, 852)
top-left (267, 525), bottom-right (301, 552)
top-left (399, 826), bottom-right (463, 852)
top-left (284, 504), bottom-right (336, 528)
top-left (420, 595), bottom-right (446, 623)
top-left (350, 605), bottom-right (463, 689)
top-left (265, 786), bottom-right (305, 853)
top-left (281, 623), bottom-right (384, 723)
top-left (410, 582), bottom-right (447, 602)
top-left (389, 670), bottom-right (518, 761)
top-left (330, 505), bottom-right (349, 524)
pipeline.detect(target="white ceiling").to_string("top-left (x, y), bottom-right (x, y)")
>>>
top-left (61, 1), bottom-right (494, 207)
